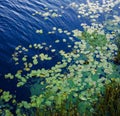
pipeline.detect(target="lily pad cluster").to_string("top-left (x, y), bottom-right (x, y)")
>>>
top-left (0, 90), bottom-right (16, 116)
top-left (3, 27), bottom-right (119, 115)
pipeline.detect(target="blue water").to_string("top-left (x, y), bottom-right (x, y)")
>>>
top-left (0, 0), bottom-right (87, 101)
top-left (0, 0), bottom-right (120, 104)
top-left (0, 0), bottom-right (83, 72)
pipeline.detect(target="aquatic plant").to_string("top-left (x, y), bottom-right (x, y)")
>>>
top-left (0, 90), bottom-right (16, 116)
top-left (3, 26), bottom-right (119, 115)
top-left (92, 78), bottom-right (120, 116)
top-left (104, 15), bottom-right (120, 33)
top-left (1, 0), bottom-right (120, 116)
top-left (73, 29), bottom-right (107, 48)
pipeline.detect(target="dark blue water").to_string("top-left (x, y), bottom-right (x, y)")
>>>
top-left (0, 0), bottom-right (84, 73)
top-left (0, 0), bottom-right (120, 103)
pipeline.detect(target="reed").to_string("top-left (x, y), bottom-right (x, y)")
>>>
top-left (92, 79), bottom-right (120, 116)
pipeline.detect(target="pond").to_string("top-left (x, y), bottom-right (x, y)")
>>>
top-left (0, 0), bottom-right (120, 115)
